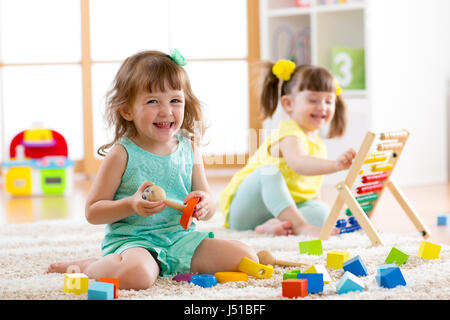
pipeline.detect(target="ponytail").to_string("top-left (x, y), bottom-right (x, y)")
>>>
top-left (327, 94), bottom-right (347, 138)
top-left (259, 61), bottom-right (281, 119)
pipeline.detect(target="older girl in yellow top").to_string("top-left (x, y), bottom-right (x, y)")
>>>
top-left (220, 61), bottom-right (356, 236)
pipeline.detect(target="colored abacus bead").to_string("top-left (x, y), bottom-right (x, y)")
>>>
top-left (356, 184), bottom-right (383, 194)
top-left (361, 173), bottom-right (388, 183)
top-left (335, 219), bottom-right (347, 228)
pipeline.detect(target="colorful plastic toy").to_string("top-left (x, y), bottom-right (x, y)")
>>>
top-left (297, 273), bottom-right (323, 294)
top-left (173, 273), bottom-right (195, 282)
top-left (189, 274), bottom-right (218, 288)
top-left (320, 130), bottom-right (431, 246)
top-left (142, 185), bottom-right (200, 230)
top-left (64, 273), bottom-right (89, 295)
top-left (343, 255), bottom-right (368, 276)
top-left (88, 281), bottom-right (115, 300)
top-left (298, 239), bottom-right (323, 255)
top-left (417, 240), bottom-right (441, 260)
top-left (2, 127), bottom-right (74, 196)
top-left (336, 271), bottom-right (365, 294)
top-left (98, 278), bottom-right (119, 299)
top-left (282, 279), bottom-right (308, 299)
top-left (214, 272), bottom-right (248, 283)
top-left (385, 247), bottom-right (409, 266)
top-left (237, 257), bottom-right (273, 279)
top-left (326, 251), bottom-right (350, 269)
top-left (303, 264), bottom-right (331, 283)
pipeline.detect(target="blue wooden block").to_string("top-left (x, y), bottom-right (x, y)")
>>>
top-left (297, 273), bottom-right (323, 294)
top-left (88, 281), bottom-right (114, 300)
top-left (343, 255), bottom-right (368, 277)
top-left (336, 271), bottom-right (364, 294)
top-left (437, 213), bottom-right (449, 226)
top-left (376, 266), bottom-right (406, 289)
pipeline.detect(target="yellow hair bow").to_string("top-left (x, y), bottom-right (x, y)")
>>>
top-left (272, 59), bottom-right (296, 81)
top-left (334, 79), bottom-right (342, 96)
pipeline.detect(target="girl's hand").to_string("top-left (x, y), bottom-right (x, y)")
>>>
top-left (336, 148), bottom-right (356, 171)
top-left (184, 191), bottom-right (211, 221)
top-left (132, 181), bottom-right (166, 217)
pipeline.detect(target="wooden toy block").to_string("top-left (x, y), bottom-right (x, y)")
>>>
top-left (437, 214), bottom-right (449, 226)
top-left (297, 273), bottom-right (323, 294)
top-left (336, 271), bottom-right (364, 294)
top-left (343, 255), bottom-right (368, 277)
top-left (282, 279), bottom-right (308, 299)
top-left (326, 251), bottom-right (350, 269)
top-left (283, 269), bottom-right (302, 280)
top-left (64, 273), bottom-right (89, 295)
top-left (303, 264), bottom-right (331, 283)
top-left (385, 247), bottom-right (409, 266)
top-left (237, 257), bottom-right (273, 279)
top-left (417, 240), bottom-right (441, 260)
top-left (214, 272), bottom-right (248, 283)
top-left (375, 266), bottom-right (406, 289)
top-left (298, 239), bottom-right (323, 255)
top-left (88, 281), bottom-right (114, 300)
top-left (98, 277), bottom-right (119, 299)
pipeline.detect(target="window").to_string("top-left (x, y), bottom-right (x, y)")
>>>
top-left (0, 0), bottom-right (261, 173)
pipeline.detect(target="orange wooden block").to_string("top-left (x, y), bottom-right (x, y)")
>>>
top-left (98, 277), bottom-right (119, 299)
top-left (180, 197), bottom-right (200, 230)
top-left (282, 279), bottom-right (308, 299)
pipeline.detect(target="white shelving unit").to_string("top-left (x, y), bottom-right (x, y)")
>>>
top-left (259, 0), bottom-right (449, 186)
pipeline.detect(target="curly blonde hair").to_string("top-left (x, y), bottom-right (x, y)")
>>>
top-left (97, 50), bottom-right (204, 156)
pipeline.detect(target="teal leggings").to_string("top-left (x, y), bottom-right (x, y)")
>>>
top-left (228, 165), bottom-right (330, 231)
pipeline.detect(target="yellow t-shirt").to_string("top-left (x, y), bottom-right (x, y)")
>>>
top-left (219, 120), bottom-right (327, 228)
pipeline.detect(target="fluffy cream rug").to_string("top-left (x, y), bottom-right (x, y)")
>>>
top-left (0, 213), bottom-right (448, 300)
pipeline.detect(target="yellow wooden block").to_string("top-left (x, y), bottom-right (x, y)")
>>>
top-left (326, 251), bottom-right (350, 269)
top-left (303, 264), bottom-right (331, 283)
top-left (417, 241), bottom-right (441, 260)
top-left (214, 272), bottom-right (249, 283)
top-left (237, 257), bottom-right (273, 279)
top-left (64, 273), bottom-right (89, 295)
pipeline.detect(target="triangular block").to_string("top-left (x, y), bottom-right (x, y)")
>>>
top-left (303, 264), bottom-right (331, 283)
top-left (343, 255), bottom-right (368, 276)
top-left (336, 271), bottom-right (364, 294)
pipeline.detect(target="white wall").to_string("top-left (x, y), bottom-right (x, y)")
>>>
top-left (367, 0), bottom-right (449, 185)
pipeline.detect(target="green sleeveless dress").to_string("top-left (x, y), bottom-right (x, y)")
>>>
top-left (101, 135), bottom-right (214, 276)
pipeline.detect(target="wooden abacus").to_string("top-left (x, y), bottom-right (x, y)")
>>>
top-left (319, 130), bottom-right (431, 246)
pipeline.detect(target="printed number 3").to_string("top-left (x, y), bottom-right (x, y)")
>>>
top-left (334, 52), bottom-right (353, 87)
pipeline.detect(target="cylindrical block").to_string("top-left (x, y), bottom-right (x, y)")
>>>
top-left (377, 142), bottom-right (403, 151)
top-left (361, 173), bottom-right (389, 183)
top-left (364, 154), bottom-right (387, 163)
top-left (380, 131), bottom-right (408, 140)
top-left (372, 163), bottom-right (393, 172)
top-left (356, 184), bottom-right (383, 194)
top-left (355, 193), bottom-right (379, 204)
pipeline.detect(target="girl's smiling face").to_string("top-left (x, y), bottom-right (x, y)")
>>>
top-left (121, 87), bottom-right (185, 149)
top-left (282, 90), bottom-right (336, 134)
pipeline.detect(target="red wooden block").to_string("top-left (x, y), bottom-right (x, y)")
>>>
top-left (98, 277), bottom-right (119, 299)
top-left (282, 279), bottom-right (308, 299)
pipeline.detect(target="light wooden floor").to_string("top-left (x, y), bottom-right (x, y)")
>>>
top-left (1, 172), bottom-right (449, 245)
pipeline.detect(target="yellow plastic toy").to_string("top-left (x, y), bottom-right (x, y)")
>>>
top-left (237, 257), bottom-right (273, 279)
top-left (214, 272), bottom-right (249, 283)
top-left (64, 273), bottom-right (89, 295)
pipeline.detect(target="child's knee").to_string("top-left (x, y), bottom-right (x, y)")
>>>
top-left (117, 262), bottom-right (158, 290)
top-left (231, 240), bottom-right (259, 264)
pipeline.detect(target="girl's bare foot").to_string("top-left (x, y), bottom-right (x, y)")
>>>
top-left (254, 218), bottom-right (293, 236)
top-left (44, 258), bottom-right (98, 274)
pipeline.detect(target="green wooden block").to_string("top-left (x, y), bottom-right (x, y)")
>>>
top-left (283, 269), bottom-right (302, 280)
top-left (385, 247), bottom-right (409, 266)
top-left (298, 239), bottom-right (323, 255)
